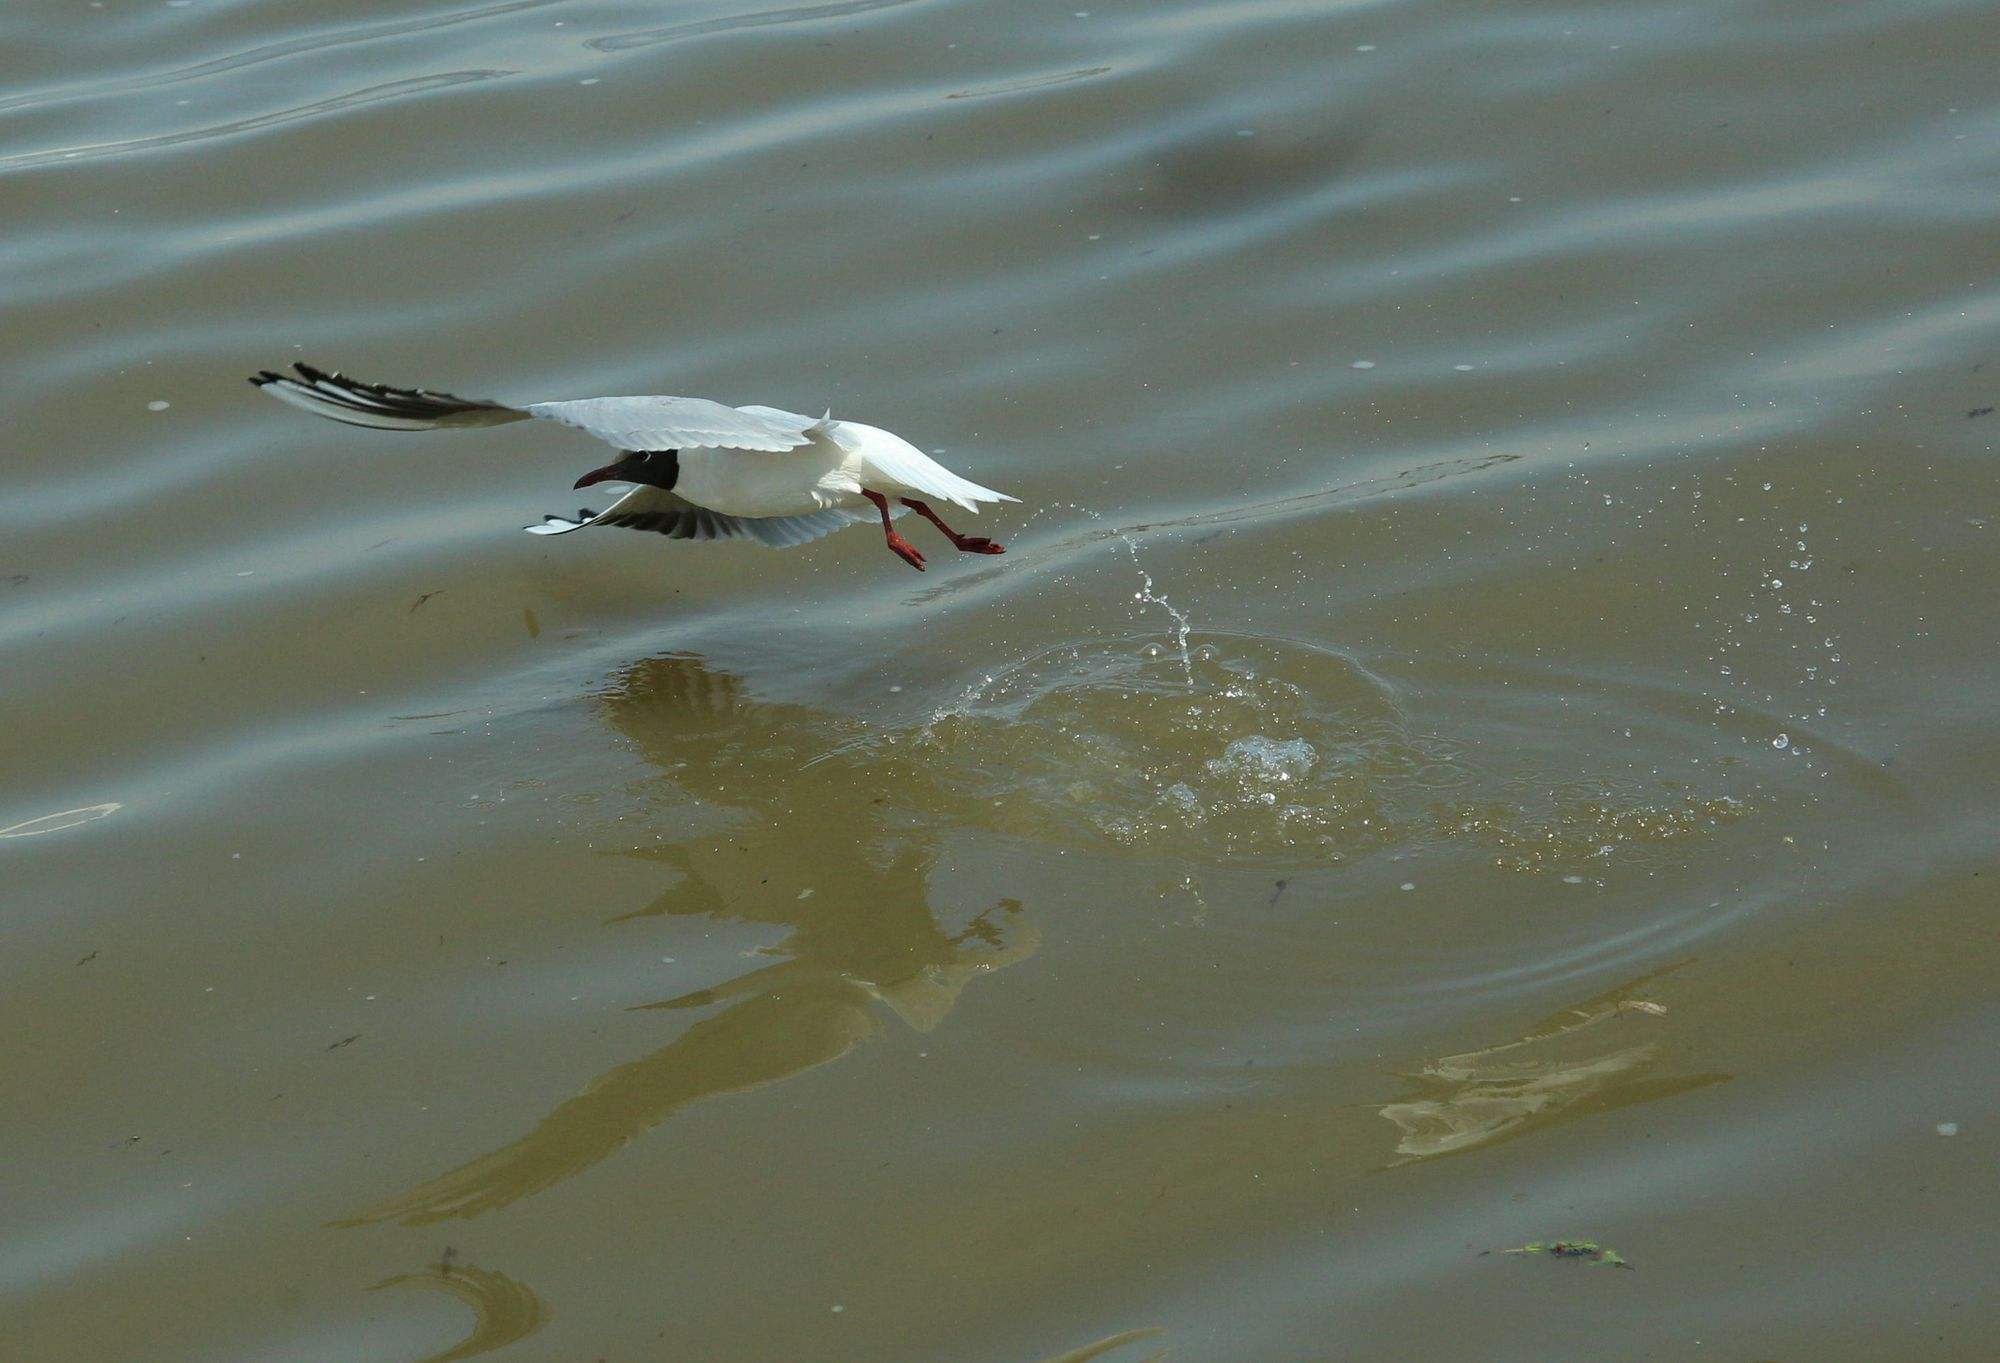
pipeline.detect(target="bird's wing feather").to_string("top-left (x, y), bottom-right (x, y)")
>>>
top-left (250, 363), bottom-right (529, 431)
top-left (524, 485), bottom-right (880, 548)
top-left (824, 420), bottom-right (1018, 513)
top-left (527, 397), bottom-right (815, 453)
top-left (733, 403), bottom-right (827, 429)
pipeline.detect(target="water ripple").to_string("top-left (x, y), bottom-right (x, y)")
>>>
top-left (0, 0), bottom-right (556, 117)
top-left (0, 69), bottom-right (512, 173)
top-left (947, 67), bottom-right (1114, 101)
top-left (589, 0), bottom-right (928, 52)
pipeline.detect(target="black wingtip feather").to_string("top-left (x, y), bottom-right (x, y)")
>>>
top-left (254, 360), bottom-right (516, 420)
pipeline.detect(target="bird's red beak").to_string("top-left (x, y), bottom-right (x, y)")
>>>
top-left (574, 461), bottom-right (624, 489)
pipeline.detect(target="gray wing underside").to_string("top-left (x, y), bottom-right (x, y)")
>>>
top-left (525, 485), bottom-right (888, 549)
top-left (526, 396), bottom-right (818, 453)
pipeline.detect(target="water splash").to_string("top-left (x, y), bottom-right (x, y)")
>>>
top-left (1695, 482), bottom-right (1842, 769)
top-left (915, 632), bottom-right (1467, 864)
top-left (1024, 500), bottom-right (1196, 686)
top-left (1121, 535), bottom-right (1194, 685)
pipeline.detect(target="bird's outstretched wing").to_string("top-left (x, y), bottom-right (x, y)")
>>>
top-left (526, 397), bottom-right (817, 453)
top-left (252, 363), bottom-right (817, 453)
top-left (525, 485), bottom-right (877, 549)
top-left (250, 363), bottom-right (529, 431)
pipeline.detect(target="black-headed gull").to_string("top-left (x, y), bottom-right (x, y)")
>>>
top-left (250, 363), bottom-right (1017, 570)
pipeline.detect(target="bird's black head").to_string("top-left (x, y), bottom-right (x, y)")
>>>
top-left (574, 449), bottom-right (679, 491)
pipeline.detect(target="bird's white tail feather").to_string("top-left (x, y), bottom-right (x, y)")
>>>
top-left (938, 468), bottom-right (1019, 508)
top-left (831, 420), bottom-right (1019, 513)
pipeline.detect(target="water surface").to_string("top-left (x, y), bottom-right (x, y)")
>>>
top-left (4, 0), bottom-right (1997, 1358)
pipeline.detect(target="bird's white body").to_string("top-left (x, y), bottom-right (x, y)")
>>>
top-left (673, 442), bottom-right (846, 518)
top-left (675, 419), bottom-right (952, 518)
top-left (250, 364), bottom-right (1017, 568)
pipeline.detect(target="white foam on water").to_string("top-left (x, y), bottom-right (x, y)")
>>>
top-left (1208, 735), bottom-right (1318, 782)
top-left (914, 633), bottom-right (1461, 865)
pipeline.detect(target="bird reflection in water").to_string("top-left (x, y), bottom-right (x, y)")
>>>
top-left (1377, 963), bottom-right (1728, 1164)
top-left (1031, 1325), bottom-right (1169, 1363)
top-left (341, 654), bottom-right (1036, 1227)
top-left (370, 1255), bottom-right (547, 1363)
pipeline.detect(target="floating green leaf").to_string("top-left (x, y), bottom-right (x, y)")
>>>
top-left (1499, 1239), bottom-right (1630, 1268)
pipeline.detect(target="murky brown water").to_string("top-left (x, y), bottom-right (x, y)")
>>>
top-left (6, 1), bottom-right (1998, 1359)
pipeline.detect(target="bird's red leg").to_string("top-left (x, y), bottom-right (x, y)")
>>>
top-left (863, 490), bottom-right (926, 571)
top-left (901, 498), bottom-right (1005, 555)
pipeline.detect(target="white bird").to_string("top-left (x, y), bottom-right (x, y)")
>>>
top-left (250, 362), bottom-right (1018, 571)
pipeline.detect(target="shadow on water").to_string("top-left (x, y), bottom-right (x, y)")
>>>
top-left (1106, 116), bottom-right (1377, 220)
top-left (339, 654), bottom-right (1038, 1227)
